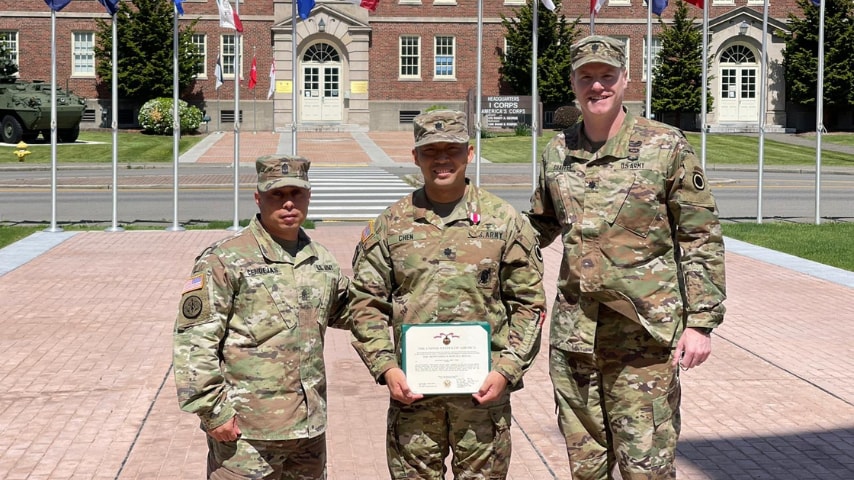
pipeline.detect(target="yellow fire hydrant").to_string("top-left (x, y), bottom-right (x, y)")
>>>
top-left (14, 141), bottom-right (31, 162)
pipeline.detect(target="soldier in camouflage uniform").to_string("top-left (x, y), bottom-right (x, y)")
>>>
top-left (525, 36), bottom-right (727, 479)
top-left (350, 110), bottom-right (547, 479)
top-left (173, 155), bottom-right (350, 480)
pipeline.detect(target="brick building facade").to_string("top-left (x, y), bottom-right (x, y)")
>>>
top-left (0, 0), bottom-right (810, 133)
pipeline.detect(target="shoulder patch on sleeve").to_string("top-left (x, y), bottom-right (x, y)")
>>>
top-left (360, 220), bottom-right (375, 243)
top-left (181, 274), bottom-right (204, 294)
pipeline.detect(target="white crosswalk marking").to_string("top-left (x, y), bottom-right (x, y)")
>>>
top-left (307, 167), bottom-right (414, 221)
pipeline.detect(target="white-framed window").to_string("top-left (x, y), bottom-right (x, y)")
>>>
top-left (434, 36), bottom-right (455, 79)
top-left (192, 34), bottom-right (207, 78)
top-left (611, 0), bottom-right (630, 7)
top-left (504, 0), bottom-right (525, 5)
top-left (642, 36), bottom-right (662, 81)
top-left (613, 36), bottom-right (630, 80)
top-left (433, 0), bottom-right (457, 4)
top-left (72, 32), bottom-right (95, 77)
top-left (0, 31), bottom-right (18, 76)
top-left (713, 0), bottom-right (736, 5)
top-left (746, 0), bottom-right (764, 5)
top-left (399, 36), bottom-right (420, 79)
top-left (221, 34), bottom-right (243, 79)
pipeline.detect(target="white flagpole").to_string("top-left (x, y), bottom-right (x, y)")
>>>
top-left (230, 0), bottom-right (241, 231)
top-left (47, 7), bottom-right (61, 233)
top-left (475, 0), bottom-right (483, 187)
top-left (253, 46), bottom-right (257, 134)
top-left (590, 1), bottom-right (595, 34)
top-left (815, 0), bottom-right (825, 224)
top-left (167, 1), bottom-right (184, 231)
top-left (291, 1), bottom-right (298, 155)
top-left (756, 0), bottom-right (769, 223)
top-left (645, 0), bottom-right (652, 119)
top-left (531, 0), bottom-right (539, 194)
top-left (106, 9), bottom-right (123, 232)
top-left (700, 0), bottom-right (709, 170)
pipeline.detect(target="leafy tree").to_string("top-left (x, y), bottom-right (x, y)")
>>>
top-left (651, 0), bottom-right (712, 128)
top-left (0, 33), bottom-right (18, 78)
top-left (782, 0), bottom-right (854, 128)
top-left (94, 0), bottom-right (201, 102)
top-left (500, 0), bottom-right (581, 109)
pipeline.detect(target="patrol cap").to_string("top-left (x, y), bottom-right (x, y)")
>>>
top-left (413, 110), bottom-right (470, 148)
top-left (256, 155), bottom-right (311, 191)
top-left (570, 35), bottom-right (627, 72)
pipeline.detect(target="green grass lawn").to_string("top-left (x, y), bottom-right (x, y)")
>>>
top-left (480, 130), bottom-right (854, 167)
top-left (722, 222), bottom-right (854, 272)
top-left (1, 130), bottom-right (205, 164)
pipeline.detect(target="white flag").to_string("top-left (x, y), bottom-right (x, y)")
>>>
top-left (216, 0), bottom-right (244, 32)
top-left (214, 54), bottom-right (224, 90)
top-left (267, 60), bottom-right (276, 100)
top-left (542, 0), bottom-right (556, 10)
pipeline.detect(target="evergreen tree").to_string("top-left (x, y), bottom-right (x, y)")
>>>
top-left (94, 0), bottom-right (201, 102)
top-left (782, 0), bottom-right (854, 128)
top-left (651, 0), bottom-right (711, 128)
top-left (500, 0), bottom-right (581, 109)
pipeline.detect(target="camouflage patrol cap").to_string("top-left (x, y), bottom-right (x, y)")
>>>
top-left (413, 110), bottom-right (470, 148)
top-left (570, 35), bottom-right (627, 72)
top-left (256, 155), bottom-right (311, 191)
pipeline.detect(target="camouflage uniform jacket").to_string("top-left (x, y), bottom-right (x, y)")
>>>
top-left (350, 183), bottom-right (546, 387)
top-left (173, 215), bottom-right (350, 440)
top-left (527, 110), bottom-right (726, 353)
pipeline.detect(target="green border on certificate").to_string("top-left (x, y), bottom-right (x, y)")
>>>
top-left (401, 322), bottom-right (491, 395)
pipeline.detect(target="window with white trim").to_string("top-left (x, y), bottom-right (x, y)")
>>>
top-left (400, 36), bottom-right (420, 79)
top-left (192, 34), bottom-right (207, 78)
top-left (434, 36), bottom-right (455, 79)
top-left (222, 34), bottom-right (242, 79)
top-left (642, 36), bottom-right (662, 81)
top-left (0, 31), bottom-right (18, 76)
top-left (72, 32), bottom-right (95, 77)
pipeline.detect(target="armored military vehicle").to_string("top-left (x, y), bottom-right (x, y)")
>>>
top-left (0, 75), bottom-right (86, 144)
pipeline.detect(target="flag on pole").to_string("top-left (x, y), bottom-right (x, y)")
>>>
top-left (173, 0), bottom-right (184, 15)
top-left (267, 60), bottom-right (276, 99)
top-left (652, 0), bottom-right (668, 15)
top-left (97, 0), bottom-right (119, 15)
top-left (297, 0), bottom-right (316, 19)
top-left (590, 0), bottom-right (606, 16)
top-left (541, 0), bottom-right (556, 11)
top-left (248, 56), bottom-right (257, 90)
top-left (810, 0), bottom-right (820, 5)
top-left (44, 0), bottom-right (72, 10)
top-left (216, 0), bottom-right (244, 32)
top-left (684, 0), bottom-right (703, 8)
top-left (215, 54), bottom-right (224, 90)
top-left (347, 0), bottom-right (379, 11)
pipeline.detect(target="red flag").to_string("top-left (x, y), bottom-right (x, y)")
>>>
top-left (347, 0), bottom-right (379, 11)
top-left (248, 56), bottom-right (257, 90)
top-left (685, 0), bottom-right (703, 7)
top-left (590, 0), bottom-right (605, 16)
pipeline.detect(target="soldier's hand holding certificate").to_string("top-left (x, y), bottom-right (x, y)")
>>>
top-left (401, 322), bottom-right (491, 395)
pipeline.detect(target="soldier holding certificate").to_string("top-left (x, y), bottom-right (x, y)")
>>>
top-left (349, 110), bottom-right (547, 479)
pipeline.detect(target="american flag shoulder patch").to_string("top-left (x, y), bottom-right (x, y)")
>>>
top-left (360, 220), bottom-right (374, 243)
top-left (182, 274), bottom-right (204, 294)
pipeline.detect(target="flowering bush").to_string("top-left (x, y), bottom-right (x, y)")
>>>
top-left (138, 97), bottom-right (203, 135)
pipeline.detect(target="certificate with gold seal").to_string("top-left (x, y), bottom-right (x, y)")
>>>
top-left (401, 322), bottom-right (491, 395)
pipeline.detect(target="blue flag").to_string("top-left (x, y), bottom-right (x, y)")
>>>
top-left (174, 0), bottom-right (185, 15)
top-left (652, 0), bottom-right (668, 15)
top-left (98, 0), bottom-right (119, 15)
top-left (44, 0), bottom-right (72, 11)
top-left (810, 0), bottom-right (820, 5)
top-left (297, 0), bottom-right (315, 19)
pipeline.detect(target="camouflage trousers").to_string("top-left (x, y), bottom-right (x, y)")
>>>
top-left (386, 394), bottom-right (512, 480)
top-left (207, 433), bottom-right (326, 480)
top-left (550, 307), bottom-right (681, 480)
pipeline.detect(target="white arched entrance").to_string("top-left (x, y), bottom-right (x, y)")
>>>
top-left (718, 44), bottom-right (759, 123)
top-left (300, 42), bottom-right (342, 123)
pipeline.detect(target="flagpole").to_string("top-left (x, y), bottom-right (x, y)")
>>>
top-left (230, 0), bottom-right (241, 231)
top-left (590, 2), bottom-right (595, 34)
top-left (475, 0), bottom-right (483, 187)
top-left (291, 0), bottom-right (298, 155)
top-left (253, 47), bottom-right (257, 134)
top-left (815, 0), bottom-right (825, 224)
top-left (47, 7), bottom-right (61, 233)
top-left (700, 0), bottom-right (708, 169)
top-left (756, 0), bottom-right (769, 223)
top-left (167, 1), bottom-right (184, 232)
top-left (645, 0), bottom-right (652, 119)
top-left (106, 8), bottom-right (123, 232)
top-left (530, 0), bottom-right (539, 194)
